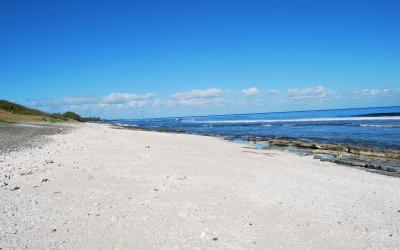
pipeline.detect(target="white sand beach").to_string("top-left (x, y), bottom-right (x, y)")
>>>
top-left (1, 123), bottom-right (400, 249)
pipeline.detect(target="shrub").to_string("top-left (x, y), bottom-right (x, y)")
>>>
top-left (62, 111), bottom-right (82, 121)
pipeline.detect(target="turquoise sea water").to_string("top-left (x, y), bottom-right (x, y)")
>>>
top-left (109, 106), bottom-right (400, 149)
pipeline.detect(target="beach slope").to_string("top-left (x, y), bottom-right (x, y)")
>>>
top-left (1, 123), bottom-right (399, 249)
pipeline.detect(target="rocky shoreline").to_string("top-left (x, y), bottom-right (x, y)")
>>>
top-left (239, 136), bottom-right (400, 177)
top-left (267, 138), bottom-right (400, 159)
top-left (109, 124), bottom-right (400, 177)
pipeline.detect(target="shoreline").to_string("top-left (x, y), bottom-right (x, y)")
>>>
top-left (1, 122), bottom-right (400, 249)
top-left (109, 123), bottom-right (400, 177)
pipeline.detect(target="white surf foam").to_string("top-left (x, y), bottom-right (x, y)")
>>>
top-left (182, 116), bottom-right (400, 124)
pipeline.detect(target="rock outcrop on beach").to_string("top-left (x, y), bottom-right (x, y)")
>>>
top-left (227, 136), bottom-right (400, 175)
top-left (268, 138), bottom-right (400, 159)
top-left (264, 138), bottom-right (400, 175)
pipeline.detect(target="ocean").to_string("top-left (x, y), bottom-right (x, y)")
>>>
top-left (109, 106), bottom-right (400, 150)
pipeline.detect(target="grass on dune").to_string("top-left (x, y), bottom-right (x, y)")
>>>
top-left (47, 118), bottom-right (65, 123)
top-left (0, 100), bottom-right (100, 123)
top-left (0, 100), bottom-right (49, 117)
top-left (0, 109), bottom-right (46, 122)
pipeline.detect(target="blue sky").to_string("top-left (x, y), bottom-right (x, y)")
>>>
top-left (1, 0), bottom-right (399, 118)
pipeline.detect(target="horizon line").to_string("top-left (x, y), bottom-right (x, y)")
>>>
top-left (107, 104), bottom-right (400, 121)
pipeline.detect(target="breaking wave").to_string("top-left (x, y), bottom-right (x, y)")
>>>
top-left (182, 116), bottom-right (400, 124)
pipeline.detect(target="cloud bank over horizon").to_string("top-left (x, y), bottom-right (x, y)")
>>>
top-left (3, 1), bottom-right (399, 119)
top-left (27, 85), bottom-right (400, 119)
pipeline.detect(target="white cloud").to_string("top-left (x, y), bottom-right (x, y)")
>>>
top-left (267, 89), bottom-right (280, 95)
top-left (351, 88), bottom-right (398, 97)
top-left (169, 88), bottom-right (225, 107)
top-left (242, 87), bottom-right (259, 96)
top-left (152, 99), bottom-right (162, 108)
top-left (102, 92), bottom-right (156, 104)
top-left (27, 85), bottom-right (399, 117)
top-left (353, 88), bottom-right (380, 96)
top-left (287, 85), bottom-right (331, 100)
top-left (172, 88), bottom-right (223, 100)
top-left (29, 96), bottom-right (99, 107)
top-left (30, 92), bottom-right (158, 111)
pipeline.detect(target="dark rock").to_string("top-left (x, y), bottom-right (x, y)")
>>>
top-left (314, 154), bottom-right (336, 162)
top-left (212, 237), bottom-right (218, 241)
top-left (334, 159), bottom-right (365, 167)
top-left (386, 167), bottom-right (397, 172)
top-left (11, 186), bottom-right (20, 191)
top-left (268, 138), bottom-right (400, 159)
top-left (267, 138), bottom-right (400, 176)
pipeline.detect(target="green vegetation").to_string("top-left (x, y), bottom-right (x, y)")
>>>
top-left (51, 111), bottom-right (101, 122)
top-left (0, 100), bottom-right (101, 123)
top-left (80, 116), bottom-right (102, 122)
top-left (47, 118), bottom-right (65, 123)
top-left (62, 111), bottom-right (82, 121)
top-left (0, 100), bottom-right (49, 117)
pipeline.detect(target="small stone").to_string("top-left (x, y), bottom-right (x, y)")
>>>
top-left (212, 237), bottom-right (218, 241)
top-left (45, 160), bottom-right (54, 164)
top-left (11, 186), bottom-right (20, 191)
top-left (175, 175), bottom-right (187, 181)
top-left (41, 178), bottom-right (49, 183)
top-left (153, 188), bottom-right (159, 191)
top-left (51, 229), bottom-right (57, 233)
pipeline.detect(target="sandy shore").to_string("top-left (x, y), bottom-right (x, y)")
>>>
top-left (0, 122), bottom-right (69, 154)
top-left (1, 123), bottom-right (400, 249)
